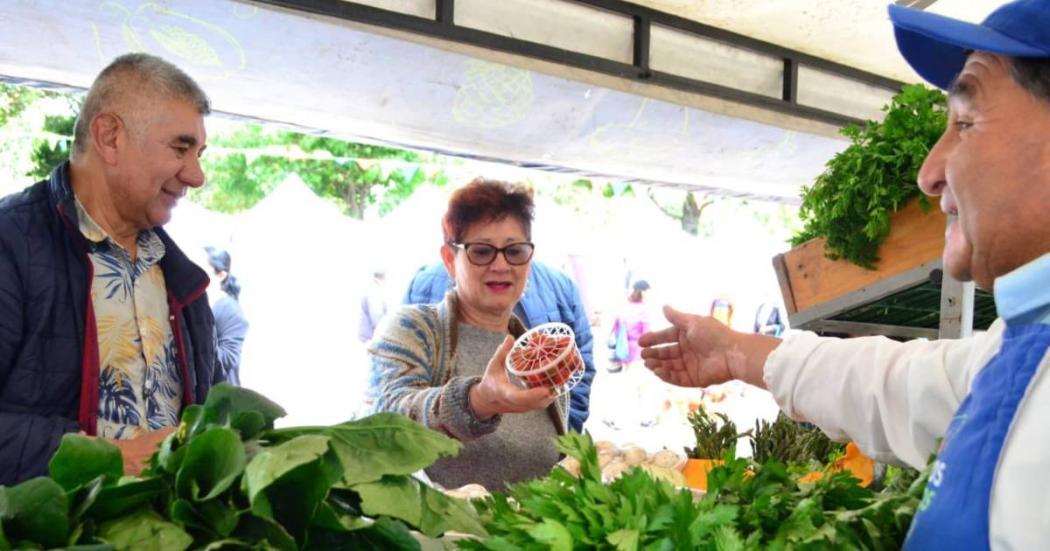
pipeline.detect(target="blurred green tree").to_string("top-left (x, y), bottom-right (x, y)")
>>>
top-left (197, 125), bottom-right (445, 218)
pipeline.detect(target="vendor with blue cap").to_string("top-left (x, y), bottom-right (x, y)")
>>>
top-left (638, 1), bottom-right (1050, 549)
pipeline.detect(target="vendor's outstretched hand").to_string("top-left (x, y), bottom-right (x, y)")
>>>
top-left (639, 305), bottom-right (777, 389)
top-left (470, 335), bottom-right (556, 420)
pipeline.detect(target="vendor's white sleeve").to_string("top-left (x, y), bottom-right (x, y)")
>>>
top-left (762, 320), bottom-right (1003, 468)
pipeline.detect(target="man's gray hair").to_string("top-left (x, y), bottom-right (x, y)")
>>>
top-left (1011, 57), bottom-right (1050, 105)
top-left (73, 53), bottom-right (210, 155)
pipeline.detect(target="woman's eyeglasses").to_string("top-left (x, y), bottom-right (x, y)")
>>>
top-left (450, 242), bottom-right (535, 266)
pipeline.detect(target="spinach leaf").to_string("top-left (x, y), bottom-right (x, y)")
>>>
top-left (175, 427), bottom-right (245, 502)
top-left (265, 413), bottom-right (460, 486)
top-left (49, 435), bottom-right (124, 492)
top-left (96, 508), bottom-right (192, 551)
top-left (242, 435), bottom-right (343, 542)
top-left (354, 474), bottom-right (486, 537)
top-left (0, 477), bottom-right (69, 548)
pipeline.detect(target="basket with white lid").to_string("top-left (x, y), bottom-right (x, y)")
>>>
top-left (505, 322), bottom-right (584, 396)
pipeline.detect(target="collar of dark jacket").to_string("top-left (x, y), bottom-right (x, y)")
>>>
top-left (48, 161), bottom-right (210, 306)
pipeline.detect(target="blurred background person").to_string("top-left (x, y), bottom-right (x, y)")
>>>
top-left (204, 246), bottom-right (249, 386)
top-left (753, 301), bottom-right (785, 337)
top-left (369, 178), bottom-right (566, 491)
top-left (603, 279), bottom-right (659, 429)
top-left (709, 296), bottom-right (735, 327)
top-left (358, 269), bottom-right (390, 344)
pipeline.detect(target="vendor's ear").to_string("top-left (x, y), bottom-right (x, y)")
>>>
top-left (440, 243), bottom-right (457, 280)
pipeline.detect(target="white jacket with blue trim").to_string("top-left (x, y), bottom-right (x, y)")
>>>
top-left (764, 318), bottom-right (1050, 550)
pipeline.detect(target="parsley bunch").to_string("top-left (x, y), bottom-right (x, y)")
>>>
top-left (462, 432), bottom-right (932, 550)
top-left (791, 84), bottom-right (946, 269)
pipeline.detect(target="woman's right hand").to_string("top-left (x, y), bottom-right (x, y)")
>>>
top-left (469, 336), bottom-right (556, 420)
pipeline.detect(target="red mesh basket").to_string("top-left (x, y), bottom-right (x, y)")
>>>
top-left (505, 322), bottom-right (584, 396)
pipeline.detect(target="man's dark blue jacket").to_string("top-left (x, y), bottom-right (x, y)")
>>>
top-left (0, 163), bottom-right (222, 485)
top-left (403, 260), bottom-right (596, 432)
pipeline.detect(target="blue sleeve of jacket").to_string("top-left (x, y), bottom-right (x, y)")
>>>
top-left (402, 263), bottom-right (453, 305)
top-left (0, 222), bottom-right (78, 485)
top-left (564, 280), bottom-right (595, 432)
top-left (523, 262), bottom-right (595, 432)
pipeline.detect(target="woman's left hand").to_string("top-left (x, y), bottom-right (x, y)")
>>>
top-left (469, 336), bottom-right (556, 420)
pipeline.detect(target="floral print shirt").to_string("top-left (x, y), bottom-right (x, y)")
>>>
top-left (74, 198), bottom-right (183, 439)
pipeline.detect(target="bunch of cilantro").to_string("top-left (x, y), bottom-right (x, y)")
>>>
top-left (461, 433), bottom-right (929, 550)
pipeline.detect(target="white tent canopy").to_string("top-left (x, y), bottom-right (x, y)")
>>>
top-left (0, 1), bottom-right (1000, 202)
top-left (634, 0), bottom-right (1000, 84)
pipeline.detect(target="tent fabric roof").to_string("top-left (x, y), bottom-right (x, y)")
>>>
top-left (0, 1), bottom-right (1001, 202)
top-left (634, 0), bottom-right (1000, 83)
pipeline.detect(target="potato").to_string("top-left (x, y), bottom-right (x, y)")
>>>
top-left (602, 460), bottom-right (631, 482)
top-left (623, 446), bottom-right (648, 466)
top-left (651, 449), bottom-right (686, 470)
top-left (558, 456), bottom-right (582, 477)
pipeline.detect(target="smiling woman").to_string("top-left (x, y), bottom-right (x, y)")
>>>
top-left (366, 178), bottom-right (569, 491)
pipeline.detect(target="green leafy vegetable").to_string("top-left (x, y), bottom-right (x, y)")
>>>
top-left (49, 435), bottom-right (124, 492)
top-left (792, 84), bottom-right (946, 268)
top-left (355, 475), bottom-right (486, 538)
top-left (265, 413), bottom-right (462, 486)
top-left (0, 384), bottom-right (477, 550)
top-left (0, 477), bottom-right (70, 548)
top-left (175, 427), bottom-right (246, 502)
top-left (96, 508), bottom-right (192, 551)
top-left (463, 432), bottom-right (933, 550)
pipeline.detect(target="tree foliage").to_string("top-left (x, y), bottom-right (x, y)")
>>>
top-left (28, 115), bottom-right (75, 180)
top-left (0, 83), bottom-right (43, 127)
top-left (197, 125), bottom-right (445, 218)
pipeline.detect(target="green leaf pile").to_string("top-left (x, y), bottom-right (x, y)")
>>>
top-left (0, 383), bottom-right (482, 550)
top-left (791, 84), bottom-right (946, 269)
top-left (462, 432), bottom-right (931, 550)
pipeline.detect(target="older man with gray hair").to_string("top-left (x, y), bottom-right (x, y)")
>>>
top-left (0, 53), bottom-right (223, 484)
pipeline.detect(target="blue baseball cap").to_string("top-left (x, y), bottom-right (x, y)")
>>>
top-left (888, 0), bottom-right (1050, 90)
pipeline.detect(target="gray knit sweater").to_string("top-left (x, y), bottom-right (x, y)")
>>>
top-left (367, 291), bottom-right (568, 488)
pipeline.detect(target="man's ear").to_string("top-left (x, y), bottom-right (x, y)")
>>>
top-left (440, 244), bottom-right (456, 281)
top-left (90, 112), bottom-right (123, 165)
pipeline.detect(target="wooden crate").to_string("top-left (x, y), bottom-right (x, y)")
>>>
top-left (774, 199), bottom-right (946, 315)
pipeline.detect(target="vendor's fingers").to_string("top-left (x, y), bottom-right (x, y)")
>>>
top-left (661, 304), bottom-right (694, 326)
top-left (644, 357), bottom-right (682, 372)
top-left (638, 325), bottom-right (678, 347)
top-left (640, 342), bottom-right (682, 361)
top-left (651, 366), bottom-right (698, 388)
